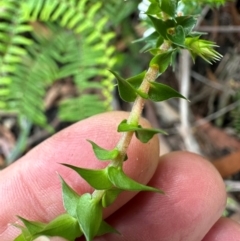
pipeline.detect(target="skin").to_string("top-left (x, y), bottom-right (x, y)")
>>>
top-left (0, 111), bottom-right (240, 241)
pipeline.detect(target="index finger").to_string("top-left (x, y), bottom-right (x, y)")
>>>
top-left (0, 111), bottom-right (160, 241)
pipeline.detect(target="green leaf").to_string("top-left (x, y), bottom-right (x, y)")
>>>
top-left (126, 71), bottom-right (146, 89)
top-left (148, 15), bottom-right (167, 38)
top-left (135, 126), bottom-right (167, 143)
top-left (59, 175), bottom-right (80, 217)
top-left (17, 216), bottom-right (45, 236)
top-left (156, 36), bottom-right (165, 48)
top-left (102, 188), bottom-right (122, 208)
top-left (109, 70), bottom-right (137, 102)
top-left (87, 140), bottom-right (119, 161)
top-left (146, 3), bottom-right (161, 14)
top-left (118, 120), bottom-right (167, 143)
top-left (41, 214), bottom-right (82, 241)
top-left (150, 51), bottom-right (173, 73)
top-left (110, 70), bottom-right (149, 102)
top-left (167, 25), bottom-right (185, 47)
top-left (107, 166), bottom-right (164, 193)
top-left (14, 227), bottom-right (31, 241)
top-left (175, 16), bottom-right (197, 35)
top-left (15, 214), bottom-right (82, 241)
top-left (62, 164), bottom-right (113, 190)
top-left (12, 36), bottom-right (33, 45)
top-left (133, 31), bottom-right (160, 52)
top-left (136, 89), bottom-right (149, 99)
top-left (160, 0), bottom-right (179, 17)
top-left (97, 221), bottom-right (120, 236)
top-left (127, 72), bottom-right (148, 99)
top-left (76, 193), bottom-right (102, 241)
top-left (14, 234), bottom-right (26, 241)
top-left (148, 15), bottom-right (175, 38)
top-left (148, 82), bottom-right (187, 102)
top-left (0, 77), bottom-right (12, 85)
top-left (117, 120), bottom-right (137, 132)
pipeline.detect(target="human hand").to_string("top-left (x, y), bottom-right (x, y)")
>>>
top-left (1, 111), bottom-right (240, 241)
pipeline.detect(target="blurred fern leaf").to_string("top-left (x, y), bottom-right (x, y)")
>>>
top-left (0, 0), bottom-right (117, 128)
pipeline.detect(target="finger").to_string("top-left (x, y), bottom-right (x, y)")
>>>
top-left (202, 217), bottom-right (240, 241)
top-left (0, 111), bottom-right (160, 241)
top-left (93, 152), bottom-right (226, 241)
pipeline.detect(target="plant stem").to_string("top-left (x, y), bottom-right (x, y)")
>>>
top-left (92, 66), bottom-right (159, 199)
top-left (112, 39), bottom-right (171, 167)
top-left (93, 41), bottom-right (169, 199)
top-left (112, 65), bottom-right (159, 167)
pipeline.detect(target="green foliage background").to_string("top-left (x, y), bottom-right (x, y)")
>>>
top-left (0, 0), bottom-right (139, 130)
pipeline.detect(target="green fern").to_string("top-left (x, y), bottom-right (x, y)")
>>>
top-left (59, 95), bottom-right (107, 122)
top-left (8, 23), bottom-right (59, 128)
top-left (0, 0), bottom-right (33, 108)
top-left (96, 0), bottom-right (140, 26)
top-left (0, 0), bottom-right (117, 128)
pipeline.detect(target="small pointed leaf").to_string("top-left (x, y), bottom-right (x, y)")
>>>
top-left (16, 214), bottom-right (82, 241)
top-left (160, 0), bottom-right (179, 18)
top-left (17, 216), bottom-right (45, 236)
top-left (109, 70), bottom-right (137, 102)
top-left (97, 221), bottom-right (120, 236)
top-left (102, 188), bottom-right (122, 208)
top-left (150, 51), bottom-right (173, 73)
top-left (156, 36), bottom-right (165, 48)
top-left (167, 25), bottom-right (185, 47)
top-left (62, 164), bottom-right (113, 190)
top-left (59, 175), bottom-right (80, 217)
top-left (41, 214), bottom-right (82, 241)
top-left (148, 15), bottom-right (168, 38)
top-left (77, 193), bottom-right (102, 241)
top-left (118, 120), bottom-right (167, 143)
top-left (148, 15), bottom-right (175, 38)
top-left (176, 16), bottom-right (197, 35)
top-left (87, 140), bottom-right (119, 161)
top-left (14, 228), bottom-right (31, 241)
top-left (135, 127), bottom-right (167, 143)
top-left (148, 82), bottom-right (187, 102)
top-left (117, 120), bottom-right (138, 132)
top-left (126, 71), bottom-right (146, 89)
top-left (107, 166), bottom-right (164, 193)
top-left (134, 31), bottom-right (160, 52)
top-left (146, 3), bottom-right (161, 14)
top-left (14, 234), bottom-right (26, 241)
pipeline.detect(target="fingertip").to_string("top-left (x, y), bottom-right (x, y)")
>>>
top-left (159, 151), bottom-right (226, 201)
top-left (102, 151), bottom-right (227, 241)
top-left (154, 151), bottom-right (227, 240)
top-left (157, 151), bottom-right (226, 216)
top-left (202, 217), bottom-right (240, 241)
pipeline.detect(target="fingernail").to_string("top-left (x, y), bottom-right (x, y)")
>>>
top-left (33, 236), bottom-right (50, 241)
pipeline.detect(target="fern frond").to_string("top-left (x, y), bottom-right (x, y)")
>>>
top-left (7, 31), bottom-right (60, 127)
top-left (95, 0), bottom-right (139, 26)
top-left (59, 94), bottom-right (107, 122)
top-left (1, 0), bottom-right (118, 126)
top-left (0, 0), bottom-right (33, 109)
